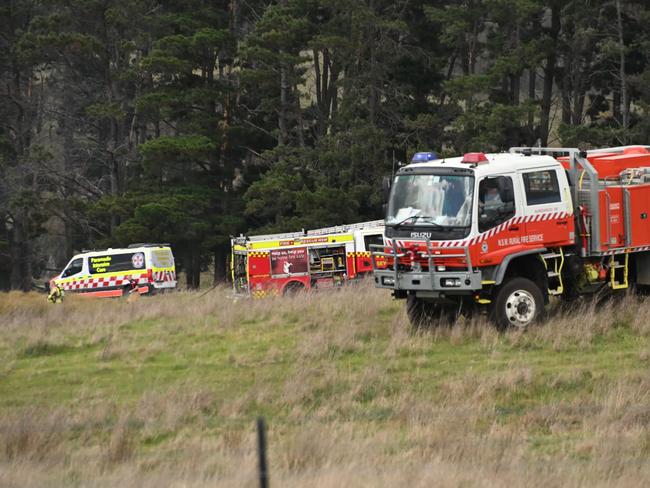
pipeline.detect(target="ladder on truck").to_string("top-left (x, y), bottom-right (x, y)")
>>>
top-left (237, 219), bottom-right (384, 243)
top-left (540, 249), bottom-right (564, 296)
top-left (610, 253), bottom-right (629, 290)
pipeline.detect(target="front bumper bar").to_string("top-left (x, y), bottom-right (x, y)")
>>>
top-left (370, 240), bottom-right (482, 293)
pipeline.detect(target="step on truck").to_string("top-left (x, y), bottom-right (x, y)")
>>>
top-left (371, 146), bottom-right (650, 328)
top-left (231, 220), bottom-right (384, 297)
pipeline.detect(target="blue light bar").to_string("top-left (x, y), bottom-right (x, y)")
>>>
top-left (411, 151), bottom-right (438, 163)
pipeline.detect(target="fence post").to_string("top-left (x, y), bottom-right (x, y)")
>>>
top-left (257, 417), bottom-right (268, 488)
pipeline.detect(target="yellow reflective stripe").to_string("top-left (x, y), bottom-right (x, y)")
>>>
top-left (151, 267), bottom-right (175, 273)
top-left (56, 269), bottom-right (151, 284)
top-left (55, 277), bottom-right (77, 284)
top-left (230, 248), bottom-right (235, 283)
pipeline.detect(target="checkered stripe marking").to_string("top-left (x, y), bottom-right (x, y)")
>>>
top-left (249, 251), bottom-right (270, 258)
top-left (601, 246), bottom-right (650, 255)
top-left (387, 212), bottom-right (573, 248)
top-left (61, 272), bottom-right (149, 291)
top-left (152, 270), bottom-right (176, 282)
top-left (353, 252), bottom-right (372, 257)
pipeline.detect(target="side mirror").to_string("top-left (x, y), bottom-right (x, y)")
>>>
top-left (381, 176), bottom-right (392, 200)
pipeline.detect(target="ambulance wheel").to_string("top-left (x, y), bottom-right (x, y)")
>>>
top-left (283, 281), bottom-right (305, 296)
top-left (491, 277), bottom-right (544, 330)
top-left (406, 295), bottom-right (454, 329)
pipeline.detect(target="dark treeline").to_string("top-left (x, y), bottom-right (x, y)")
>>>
top-left (1, 0), bottom-right (649, 289)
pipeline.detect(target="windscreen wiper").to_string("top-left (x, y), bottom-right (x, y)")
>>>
top-left (411, 216), bottom-right (445, 228)
top-left (388, 214), bottom-right (443, 228)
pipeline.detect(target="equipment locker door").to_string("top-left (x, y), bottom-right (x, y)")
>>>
top-left (518, 167), bottom-right (572, 247)
top-left (232, 250), bottom-right (248, 294)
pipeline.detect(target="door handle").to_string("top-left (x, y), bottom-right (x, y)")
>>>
top-left (556, 220), bottom-right (568, 225)
top-left (508, 226), bottom-right (520, 231)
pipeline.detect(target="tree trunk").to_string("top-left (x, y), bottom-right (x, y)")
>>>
top-left (539, 4), bottom-right (560, 146)
top-left (213, 244), bottom-right (228, 284)
top-left (278, 64), bottom-right (288, 145)
top-left (510, 22), bottom-right (521, 105)
top-left (62, 79), bottom-right (75, 260)
top-left (572, 91), bottom-right (585, 126)
top-left (9, 219), bottom-right (32, 291)
top-left (613, 89), bottom-right (621, 123)
top-left (528, 68), bottom-right (536, 138)
top-left (185, 248), bottom-right (201, 289)
top-left (368, 43), bottom-right (378, 124)
top-left (561, 75), bottom-right (572, 125)
top-left (292, 69), bottom-right (305, 148)
top-left (109, 154), bottom-right (120, 233)
top-left (616, 0), bottom-right (628, 138)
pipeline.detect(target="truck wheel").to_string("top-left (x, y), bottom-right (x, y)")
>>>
top-left (491, 277), bottom-right (544, 329)
top-left (406, 294), bottom-right (453, 329)
top-left (121, 286), bottom-right (131, 300)
top-left (283, 281), bottom-right (305, 296)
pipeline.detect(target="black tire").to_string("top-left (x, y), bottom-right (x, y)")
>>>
top-left (283, 281), bottom-right (305, 296)
top-left (491, 277), bottom-right (544, 330)
top-left (406, 294), bottom-right (455, 329)
top-left (121, 285), bottom-right (132, 300)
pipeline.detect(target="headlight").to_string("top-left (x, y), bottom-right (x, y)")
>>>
top-left (442, 278), bottom-right (461, 287)
top-left (437, 265), bottom-right (446, 271)
top-left (382, 277), bottom-right (395, 286)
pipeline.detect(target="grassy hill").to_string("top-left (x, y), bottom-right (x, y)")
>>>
top-left (1, 283), bottom-right (650, 487)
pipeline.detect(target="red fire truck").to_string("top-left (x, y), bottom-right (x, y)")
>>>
top-left (232, 220), bottom-right (384, 297)
top-left (372, 146), bottom-right (650, 329)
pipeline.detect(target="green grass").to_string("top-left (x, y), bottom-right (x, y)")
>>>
top-left (2, 286), bottom-right (650, 486)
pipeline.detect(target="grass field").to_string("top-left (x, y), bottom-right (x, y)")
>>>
top-left (1, 283), bottom-right (650, 487)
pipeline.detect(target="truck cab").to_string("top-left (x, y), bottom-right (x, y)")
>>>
top-left (372, 151), bottom-right (574, 328)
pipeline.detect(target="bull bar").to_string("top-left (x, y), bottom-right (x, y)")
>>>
top-left (370, 240), bottom-right (482, 294)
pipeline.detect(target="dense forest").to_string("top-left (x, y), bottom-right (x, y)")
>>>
top-left (1, 0), bottom-right (649, 290)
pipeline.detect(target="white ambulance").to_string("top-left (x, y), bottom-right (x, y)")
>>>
top-left (50, 244), bottom-right (177, 298)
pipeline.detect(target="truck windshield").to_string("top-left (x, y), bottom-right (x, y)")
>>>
top-left (386, 173), bottom-right (474, 228)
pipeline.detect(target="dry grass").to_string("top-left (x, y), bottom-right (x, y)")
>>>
top-left (1, 282), bottom-right (650, 486)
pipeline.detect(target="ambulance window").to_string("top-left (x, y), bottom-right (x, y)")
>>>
top-left (363, 234), bottom-right (383, 251)
top-left (63, 258), bottom-right (83, 277)
top-left (478, 176), bottom-right (515, 233)
top-left (522, 170), bottom-right (561, 205)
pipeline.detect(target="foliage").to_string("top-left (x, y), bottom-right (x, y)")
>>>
top-left (1, 0), bottom-right (650, 288)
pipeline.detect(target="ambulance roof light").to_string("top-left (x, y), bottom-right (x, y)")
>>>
top-left (411, 151), bottom-right (437, 163)
top-left (462, 152), bottom-right (488, 164)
